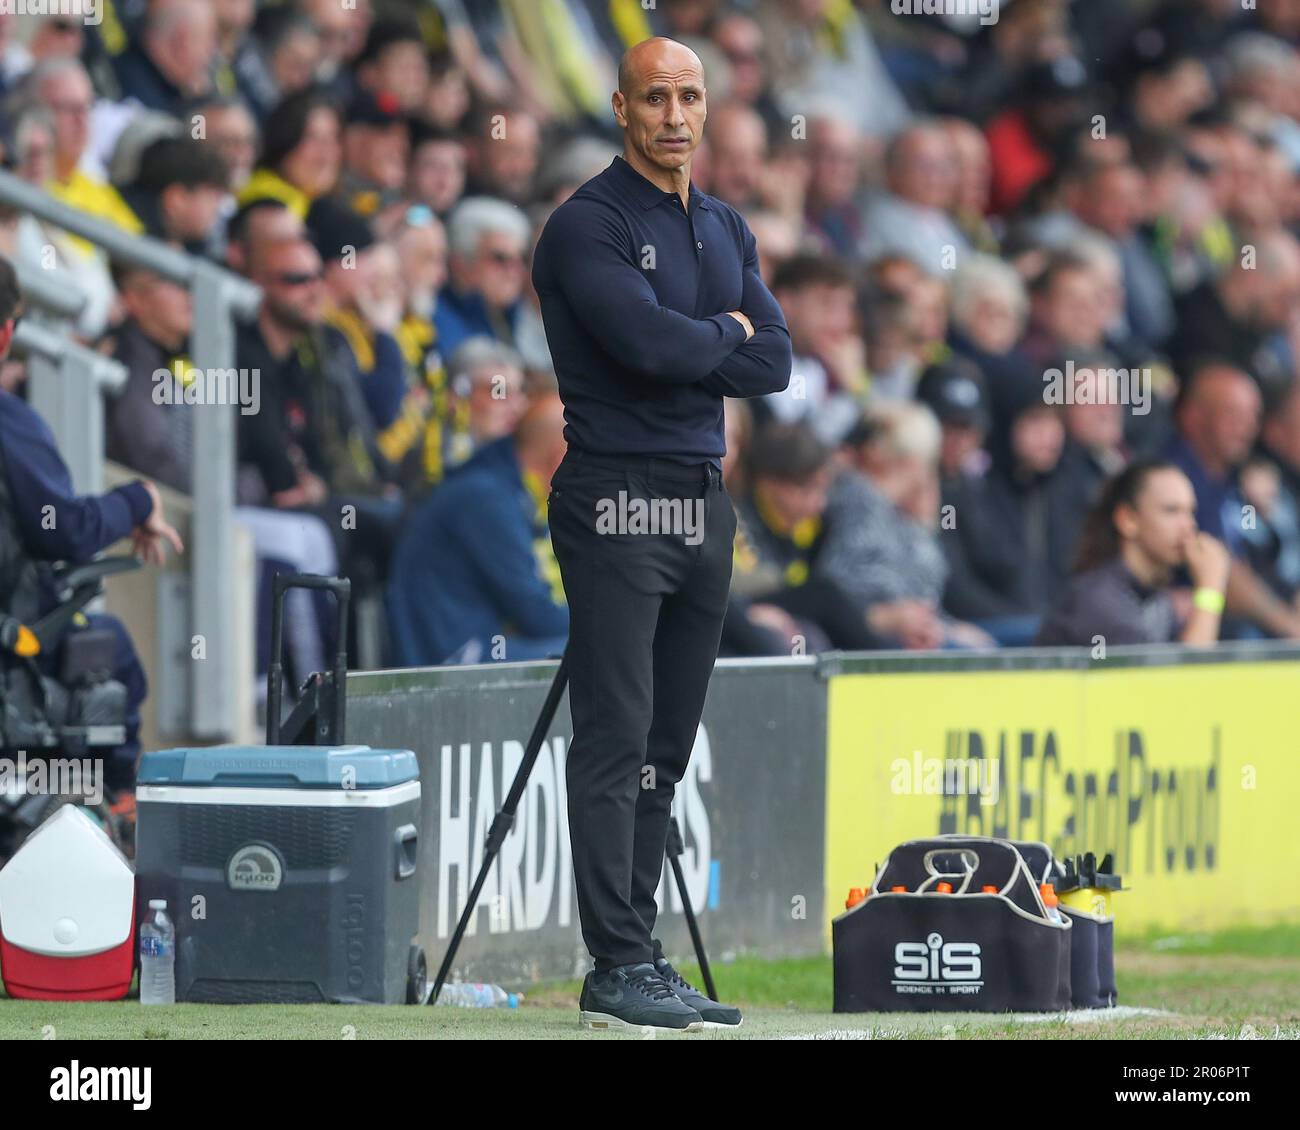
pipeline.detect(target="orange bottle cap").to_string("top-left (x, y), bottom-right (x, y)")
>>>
top-left (845, 887), bottom-right (866, 908)
top-left (890, 885), bottom-right (907, 893)
top-left (981, 885), bottom-right (998, 893)
top-left (1039, 882), bottom-right (1058, 907)
top-left (936, 881), bottom-right (953, 893)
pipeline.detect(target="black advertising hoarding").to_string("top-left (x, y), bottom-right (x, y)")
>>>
top-left (346, 657), bottom-right (827, 983)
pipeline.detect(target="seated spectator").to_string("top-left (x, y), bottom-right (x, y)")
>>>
top-left (817, 403), bottom-right (994, 650)
top-left (1171, 229), bottom-right (1300, 396)
top-left (354, 16), bottom-right (429, 115)
top-left (210, 0), bottom-right (260, 115)
top-left (118, 137), bottom-right (230, 257)
top-left (302, 0), bottom-right (372, 102)
top-left (312, 200), bottom-right (432, 491)
top-left (1061, 349), bottom-right (1133, 502)
top-left (193, 95), bottom-right (259, 193)
top-left (861, 121), bottom-right (969, 275)
top-left (462, 105), bottom-right (541, 205)
top-left (1037, 460), bottom-right (1229, 648)
top-left (436, 195), bottom-right (530, 358)
top-left (386, 393), bottom-right (569, 666)
top-left (984, 58), bottom-right (1091, 216)
top-left (1022, 250), bottom-right (1111, 370)
top-left (238, 86), bottom-right (342, 220)
top-left (1163, 362), bottom-right (1300, 638)
top-left (338, 89), bottom-right (410, 219)
top-left (33, 58), bottom-right (142, 234)
top-left (706, 102), bottom-right (768, 211)
top-left (1254, 379), bottom-right (1300, 608)
top-left (235, 232), bottom-right (401, 662)
top-left (724, 422), bottom-right (881, 655)
top-left (104, 265), bottom-right (194, 493)
top-left (756, 0), bottom-right (909, 140)
top-left (947, 252), bottom-right (1035, 394)
top-left (0, 257), bottom-right (182, 791)
top-left (0, 106), bottom-right (114, 339)
top-left (914, 358), bottom-right (991, 491)
top-left (755, 254), bottom-right (863, 444)
top-left (434, 335), bottom-right (529, 485)
top-left (800, 112), bottom-right (866, 259)
top-left (1053, 157), bottom-right (1177, 350)
top-left (113, 0), bottom-right (218, 120)
top-left (862, 270), bottom-right (949, 401)
top-left (224, 198), bottom-right (304, 275)
top-left (942, 375), bottom-right (1092, 644)
top-left (236, 4), bottom-right (322, 121)
top-left (1237, 453), bottom-right (1300, 609)
top-left (405, 121), bottom-right (468, 218)
top-left (940, 116), bottom-right (997, 254)
top-left (235, 233), bottom-right (394, 520)
top-left (390, 207), bottom-right (451, 487)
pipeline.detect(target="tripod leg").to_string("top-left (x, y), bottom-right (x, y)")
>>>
top-left (665, 815), bottom-right (717, 1002)
top-left (430, 652), bottom-right (569, 1005)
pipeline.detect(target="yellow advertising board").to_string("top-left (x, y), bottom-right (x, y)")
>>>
top-left (826, 662), bottom-right (1300, 937)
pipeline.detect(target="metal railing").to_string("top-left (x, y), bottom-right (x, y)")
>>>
top-left (0, 169), bottom-right (262, 739)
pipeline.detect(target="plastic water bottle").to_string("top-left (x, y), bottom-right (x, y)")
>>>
top-left (1039, 883), bottom-right (1064, 925)
top-left (435, 982), bottom-right (520, 1008)
top-left (139, 899), bottom-right (175, 1005)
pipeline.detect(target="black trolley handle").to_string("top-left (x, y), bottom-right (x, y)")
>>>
top-left (267, 573), bottom-right (351, 745)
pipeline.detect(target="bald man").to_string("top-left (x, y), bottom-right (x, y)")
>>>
top-left (1165, 362), bottom-right (1300, 640)
top-left (532, 37), bottom-right (791, 1031)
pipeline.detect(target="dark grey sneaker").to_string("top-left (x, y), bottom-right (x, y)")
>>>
top-left (579, 962), bottom-right (704, 1031)
top-left (654, 958), bottom-right (743, 1027)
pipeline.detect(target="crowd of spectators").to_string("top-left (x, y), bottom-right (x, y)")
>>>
top-left (1, 0), bottom-right (1298, 687)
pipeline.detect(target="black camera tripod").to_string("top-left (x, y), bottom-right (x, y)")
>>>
top-left (430, 650), bottom-right (718, 1006)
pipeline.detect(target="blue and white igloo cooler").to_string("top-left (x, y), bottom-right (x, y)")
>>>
top-left (135, 744), bottom-right (425, 1005)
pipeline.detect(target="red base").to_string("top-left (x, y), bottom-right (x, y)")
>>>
top-left (0, 896), bottom-right (136, 1002)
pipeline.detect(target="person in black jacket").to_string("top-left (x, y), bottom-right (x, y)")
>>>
top-left (942, 371), bottom-right (1092, 644)
top-left (531, 37), bottom-right (790, 1031)
top-left (0, 257), bottom-right (183, 791)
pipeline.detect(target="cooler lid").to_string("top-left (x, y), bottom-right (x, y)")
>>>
top-left (0, 805), bottom-right (134, 956)
top-left (138, 744), bottom-right (418, 789)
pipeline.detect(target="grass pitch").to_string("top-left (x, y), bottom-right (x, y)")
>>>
top-left (2, 923), bottom-right (1297, 1040)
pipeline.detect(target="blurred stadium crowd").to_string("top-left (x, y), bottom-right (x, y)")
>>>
top-left (1, 0), bottom-right (1299, 686)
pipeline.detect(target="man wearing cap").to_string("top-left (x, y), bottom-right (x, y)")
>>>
top-left (914, 359), bottom-right (992, 491)
top-left (339, 90), bottom-right (411, 218)
top-left (531, 37), bottom-right (792, 1031)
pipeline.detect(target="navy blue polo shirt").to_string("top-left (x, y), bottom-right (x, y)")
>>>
top-left (531, 155), bottom-right (791, 465)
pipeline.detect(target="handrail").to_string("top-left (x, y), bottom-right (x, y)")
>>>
top-left (0, 168), bottom-right (265, 740)
top-left (12, 319), bottom-right (126, 392)
top-left (14, 261), bottom-right (87, 320)
top-left (0, 168), bottom-right (261, 316)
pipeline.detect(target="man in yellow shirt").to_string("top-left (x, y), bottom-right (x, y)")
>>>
top-left (35, 58), bottom-right (142, 247)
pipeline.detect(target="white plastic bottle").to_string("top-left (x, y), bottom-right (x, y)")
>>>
top-left (139, 899), bottom-right (175, 1005)
top-left (435, 982), bottom-right (520, 1008)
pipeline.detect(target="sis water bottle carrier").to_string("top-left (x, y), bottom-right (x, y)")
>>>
top-left (833, 835), bottom-right (1120, 1013)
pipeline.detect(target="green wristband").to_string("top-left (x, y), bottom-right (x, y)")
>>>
top-left (1193, 587), bottom-right (1225, 614)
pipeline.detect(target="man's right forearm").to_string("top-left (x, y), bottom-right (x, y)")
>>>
top-left (1225, 559), bottom-right (1300, 637)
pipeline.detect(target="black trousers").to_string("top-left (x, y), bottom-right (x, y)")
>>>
top-left (547, 446), bottom-right (735, 971)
